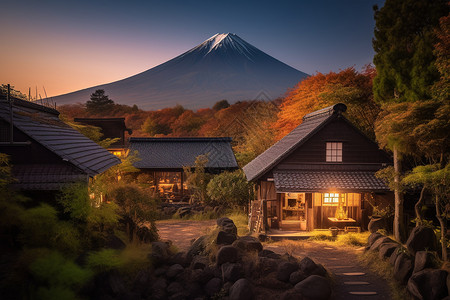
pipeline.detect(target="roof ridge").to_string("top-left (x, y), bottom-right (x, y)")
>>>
top-left (130, 137), bottom-right (233, 142)
top-left (302, 103), bottom-right (347, 121)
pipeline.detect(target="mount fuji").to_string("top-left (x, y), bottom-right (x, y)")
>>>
top-left (51, 33), bottom-right (308, 110)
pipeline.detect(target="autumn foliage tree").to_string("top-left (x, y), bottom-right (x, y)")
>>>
top-left (275, 67), bottom-right (379, 139)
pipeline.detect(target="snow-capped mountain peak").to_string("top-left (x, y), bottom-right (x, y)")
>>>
top-left (194, 33), bottom-right (256, 59)
top-left (50, 33), bottom-right (308, 110)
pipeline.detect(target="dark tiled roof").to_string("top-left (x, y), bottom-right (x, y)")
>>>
top-left (274, 170), bottom-right (389, 192)
top-left (0, 98), bottom-right (121, 176)
top-left (12, 164), bottom-right (88, 190)
top-left (129, 137), bottom-right (238, 169)
top-left (243, 104), bottom-right (343, 181)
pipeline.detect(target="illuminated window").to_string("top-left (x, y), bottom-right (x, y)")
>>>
top-left (323, 193), bottom-right (342, 204)
top-left (112, 151), bottom-right (122, 157)
top-left (326, 142), bottom-right (342, 162)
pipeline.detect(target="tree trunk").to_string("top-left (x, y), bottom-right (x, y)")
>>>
top-left (435, 195), bottom-right (448, 261)
top-left (393, 146), bottom-right (405, 242)
top-left (414, 186), bottom-right (426, 227)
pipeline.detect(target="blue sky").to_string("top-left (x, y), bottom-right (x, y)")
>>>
top-left (1, 0), bottom-right (384, 97)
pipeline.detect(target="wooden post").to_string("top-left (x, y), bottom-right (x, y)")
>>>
top-left (7, 84), bottom-right (13, 144)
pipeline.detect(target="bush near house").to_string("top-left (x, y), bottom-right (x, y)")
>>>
top-left (206, 170), bottom-right (254, 209)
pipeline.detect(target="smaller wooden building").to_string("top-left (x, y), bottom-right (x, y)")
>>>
top-left (0, 96), bottom-right (121, 195)
top-left (243, 103), bottom-right (393, 232)
top-left (129, 137), bottom-right (238, 201)
top-left (74, 118), bottom-right (132, 157)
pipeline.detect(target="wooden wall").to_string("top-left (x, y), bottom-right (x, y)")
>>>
top-left (278, 118), bottom-right (391, 168)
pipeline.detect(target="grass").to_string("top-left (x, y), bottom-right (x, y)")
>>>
top-left (306, 230), bottom-right (370, 247)
top-left (226, 209), bottom-right (249, 236)
top-left (357, 250), bottom-right (407, 300)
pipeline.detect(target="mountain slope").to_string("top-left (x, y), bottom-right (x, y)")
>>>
top-left (51, 33), bottom-right (308, 110)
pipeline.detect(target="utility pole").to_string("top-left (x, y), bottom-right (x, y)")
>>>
top-left (7, 84), bottom-right (14, 144)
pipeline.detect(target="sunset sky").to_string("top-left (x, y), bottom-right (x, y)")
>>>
top-left (2, 0), bottom-right (383, 98)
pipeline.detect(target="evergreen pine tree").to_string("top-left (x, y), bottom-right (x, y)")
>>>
top-left (86, 89), bottom-right (114, 114)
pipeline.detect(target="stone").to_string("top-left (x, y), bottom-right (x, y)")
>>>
top-left (258, 257), bottom-right (279, 276)
top-left (369, 236), bottom-right (394, 251)
top-left (394, 253), bottom-right (414, 285)
top-left (311, 263), bottom-right (327, 277)
top-left (169, 292), bottom-right (187, 300)
top-left (190, 267), bottom-right (215, 284)
top-left (257, 272), bottom-right (293, 290)
top-left (222, 281), bottom-right (233, 293)
top-left (187, 235), bottom-right (207, 259)
top-left (281, 289), bottom-right (304, 300)
top-left (259, 249), bottom-right (280, 258)
top-left (186, 282), bottom-right (203, 298)
top-left (379, 243), bottom-right (399, 259)
top-left (232, 236), bottom-right (263, 252)
top-left (258, 234), bottom-right (268, 242)
top-left (413, 251), bottom-right (439, 274)
top-left (367, 232), bottom-right (383, 247)
top-left (133, 269), bottom-right (152, 294)
top-left (407, 269), bottom-right (448, 300)
top-left (151, 241), bottom-right (171, 265)
top-left (151, 278), bottom-right (168, 300)
top-left (204, 278), bottom-right (222, 296)
top-left (229, 278), bottom-right (254, 300)
top-left (223, 223), bottom-right (238, 235)
top-left (406, 226), bottom-right (438, 256)
top-left (154, 266), bottom-right (168, 277)
top-left (191, 255), bottom-right (209, 270)
top-left (289, 270), bottom-right (307, 285)
top-left (216, 230), bottom-right (237, 245)
top-left (169, 251), bottom-right (190, 267)
top-left (167, 282), bottom-right (184, 295)
top-left (216, 245), bottom-right (239, 265)
top-left (166, 264), bottom-right (184, 279)
top-left (222, 262), bottom-right (243, 282)
top-left (277, 261), bottom-right (299, 282)
top-left (298, 257), bottom-right (318, 276)
top-left (448, 273), bottom-right (450, 298)
top-left (368, 217), bottom-right (386, 233)
top-left (217, 217), bottom-right (235, 227)
top-left (294, 275), bottom-right (332, 300)
top-left (389, 248), bottom-right (401, 266)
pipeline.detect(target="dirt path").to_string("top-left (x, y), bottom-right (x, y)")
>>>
top-left (265, 242), bottom-right (392, 299)
top-left (156, 220), bottom-right (216, 251)
top-left (156, 221), bottom-right (392, 299)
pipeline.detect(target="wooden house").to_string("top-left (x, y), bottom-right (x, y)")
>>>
top-left (74, 118), bottom-right (132, 157)
top-left (129, 137), bottom-right (238, 201)
top-left (243, 103), bottom-right (393, 232)
top-left (0, 96), bottom-right (121, 196)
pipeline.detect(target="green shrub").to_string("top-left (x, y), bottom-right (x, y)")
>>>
top-left (58, 182), bottom-right (91, 222)
top-left (207, 170), bottom-right (254, 208)
top-left (19, 204), bottom-right (59, 248)
top-left (30, 251), bottom-right (92, 288)
top-left (86, 249), bottom-right (123, 272)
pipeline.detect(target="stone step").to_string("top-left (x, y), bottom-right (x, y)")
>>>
top-left (344, 281), bottom-right (370, 285)
top-left (349, 291), bottom-right (378, 296)
top-left (341, 272), bottom-right (366, 276)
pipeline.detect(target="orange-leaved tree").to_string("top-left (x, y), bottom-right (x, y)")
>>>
top-left (275, 66), bottom-right (379, 140)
